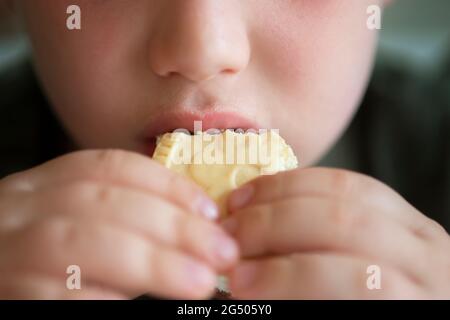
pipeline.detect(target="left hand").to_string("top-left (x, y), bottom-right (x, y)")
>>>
top-left (221, 167), bottom-right (450, 299)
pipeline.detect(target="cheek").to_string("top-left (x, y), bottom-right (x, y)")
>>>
top-left (253, 1), bottom-right (379, 165)
top-left (21, 1), bottom-right (143, 149)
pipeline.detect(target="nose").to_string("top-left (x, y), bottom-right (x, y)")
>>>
top-left (148, 0), bottom-right (250, 82)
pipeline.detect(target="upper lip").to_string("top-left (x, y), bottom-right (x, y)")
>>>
top-left (143, 110), bottom-right (262, 139)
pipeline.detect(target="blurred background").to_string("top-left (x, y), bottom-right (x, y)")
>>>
top-left (378, 0), bottom-right (450, 79)
top-left (0, 0), bottom-right (449, 229)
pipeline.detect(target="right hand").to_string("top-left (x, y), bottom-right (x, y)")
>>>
top-left (0, 149), bottom-right (239, 299)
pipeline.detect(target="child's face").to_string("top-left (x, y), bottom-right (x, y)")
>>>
top-left (20, 0), bottom-right (384, 166)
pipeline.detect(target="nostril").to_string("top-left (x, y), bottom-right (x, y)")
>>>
top-left (161, 71), bottom-right (178, 78)
top-left (153, 63), bottom-right (240, 82)
top-left (223, 69), bottom-right (237, 75)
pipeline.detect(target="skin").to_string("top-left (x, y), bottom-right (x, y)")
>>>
top-left (0, 0), bottom-right (448, 299)
top-left (223, 169), bottom-right (450, 299)
top-left (18, 0), bottom-right (378, 163)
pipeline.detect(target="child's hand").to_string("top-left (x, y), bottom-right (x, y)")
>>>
top-left (222, 167), bottom-right (450, 299)
top-left (0, 150), bottom-right (238, 299)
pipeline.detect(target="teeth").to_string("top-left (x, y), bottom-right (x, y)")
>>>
top-left (205, 129), bottom-right (241, 134)
top-left (158, 128), bottom-right (251, 137)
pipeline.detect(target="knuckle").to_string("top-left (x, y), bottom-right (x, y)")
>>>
top-left (23, 219), bottom-right (55, 246)
top-left (49, 218), bottom-right (84, 252)
top-left (0, 192), bottom-right (33, 232)
top-left (94, 149), bottom-right (129, 174)
top-left (383, 269), bottom-right (420, 299)
top-left (258, 169), bottom-right (300, 198)
top-left (410, 217), bottom-right (449, 244)
top-left (0, 172), bottom-right (34, 194)
top-left (328, 200), bottom-right (368, 244)
top-left (329, 199), bottom-right (352, 229)
top-left (92, 183), bottom-right (116, 204)
top-left (165, 172), bottom-right (187, 193)
top-left (261, 205), bottom-right (275, 237)
top-left (329, 169), bottom-right (357, 199)
top-left (238, 205), bottom-right (272, 255)
top-left (411, 221), bottom-right (434, 239)
top-left (68, 180), bottom-right (116, 205)
top-left (174, 212), bottom-right (203, 246)
top-left (25, 217), bottom-right (77, 252)
top-left (57, 149), bottom-right (131, 183)
top-left (171, 211), bottom-right (188, 245)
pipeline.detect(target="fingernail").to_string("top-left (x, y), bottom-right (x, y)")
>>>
top-left (229, 184), bottom-right (254, 211)
top-left (213, 233), bottom-right (239, 264)
top-left (231, 262), bottom-right (258, 292)
top-left (186, 260), bottom-right (215, 289)
top-left (199, 197), bottom-right (219, 220)
top-left (221, 218), bottom-right (238, 235)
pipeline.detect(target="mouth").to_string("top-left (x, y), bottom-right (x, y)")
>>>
top-left (141, 111), bottom-right (262, 156)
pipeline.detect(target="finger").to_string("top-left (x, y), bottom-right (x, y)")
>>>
top-left (228, 167), bottom-right (443, 241)
top-left (32, 181), bottom-right (239, 271)
top-left (222, 196), bottom-right (429, 281)
top-left (0, 272), bottom-right (127, 300)
top-left (228, 253), bottom-right (421, 299)
top-left (6, 149), bottom-right (219, 220)
top-left (0, 216), bottom-right (217, 299)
